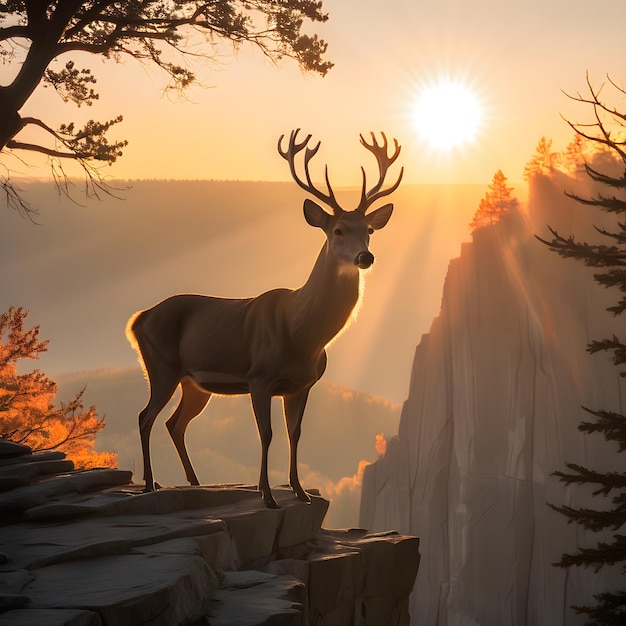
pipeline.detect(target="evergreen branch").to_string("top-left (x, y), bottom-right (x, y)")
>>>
top-left (536, 228), bottom-right (626, 267)
top-left (565, 190), bottom-right (626, 214)
top-left (593, 224), bottom-right (626, 246)
top-left (591, 271), bottom-right (626, 315)
top-left (587, 337), bottom-right (626, 371)
top-left (606, 296), bottom-right (626, 316)
top-left (573, 590), bottom-right (626, 625)
top-left (7, 115), bottom-right (127, 164)
top-left (547, 502), bottom-right (625, 532)
top-left (552, 462), bottom-right (626, 495)
top-left (584, 163), bottom-right (626, 189)
top-left (43, 60), bottom-right (99, 107)
top-left (6, 139), bottom-right (83, 160)
top-left (57, 1), bottom-right (332, 78)
top-left (579, 407), bottom-right (626, 451)
top-left (593, 268), bottom-right (626, 292)
top-left (552, 534), bottom-right (626, 571)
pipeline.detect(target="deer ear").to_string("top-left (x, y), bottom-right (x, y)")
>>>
top-left (366, 203), bottom-right (394, 230)
top-left (303, 198), bottom-right (331, 230)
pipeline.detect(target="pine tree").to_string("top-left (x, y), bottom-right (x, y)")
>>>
top-left (538, 74), bottom-right (626, 625)
top-left (0, 307), bottom-right (116, 469)
top-left (469, 169), bottom-right (519, 231)
top-left (561, 134), bottom-right (595, 178)
top-left (524, 136), bottom-right (560, 180)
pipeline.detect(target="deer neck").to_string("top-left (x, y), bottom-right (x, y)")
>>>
top-left (290, 243), bottom-right (362, 349)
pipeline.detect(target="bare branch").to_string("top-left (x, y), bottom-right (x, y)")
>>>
top-left (563, 73), bottom-right (626, 162)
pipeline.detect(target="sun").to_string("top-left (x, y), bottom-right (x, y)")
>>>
top-left (412, 79), bottom-right (484, 151)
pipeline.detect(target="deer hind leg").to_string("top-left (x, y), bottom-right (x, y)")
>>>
top-left (250, 383), bottom-right (277, 509)
top-left (283, 389), bottom-right (312, 504)
top-left (138, 370), bottom-right (180, 493)
top-left (165, 378), bottom-right (211, 487)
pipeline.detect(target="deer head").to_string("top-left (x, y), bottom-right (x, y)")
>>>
top-left (278, 130), bottom-right (403, 269)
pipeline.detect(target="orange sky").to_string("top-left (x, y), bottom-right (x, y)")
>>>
top-left (4, 0), bottom-right (626, 187)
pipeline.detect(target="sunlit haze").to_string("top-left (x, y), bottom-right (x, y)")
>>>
top-left (2, 0), bottom-right (625, 185)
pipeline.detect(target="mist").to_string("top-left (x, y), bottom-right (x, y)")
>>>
top-left (1, 180), bottom-right (486, 403)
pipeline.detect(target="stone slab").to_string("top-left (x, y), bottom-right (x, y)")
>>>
top-left (0, 469), bottom-right (133, 515)
top-left (137, 534), bottom-right (230, 579)
top-left (23, 484), bottom-right (280, 521)
top-left (206, 570), bottom-right (306, 626)
top-left (2, 459), bottom-right (75, 482)
top-left (0, 512), bottom-right (226, 570)
top-left (0, 476), bottom-right (27, 492)
top-left (24, 551), bottom-right (217, 626)
top-left (0, 451), bottom-right (66, 468)
top-left (0, 440), bottom-right (31, 459)
top-left (0, 608), bottom-right (102, 625)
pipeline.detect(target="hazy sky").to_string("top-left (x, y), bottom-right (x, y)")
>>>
top-left (8, 0), bottom-right (626, 186)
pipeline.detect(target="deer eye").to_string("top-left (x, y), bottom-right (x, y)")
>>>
top-left (334, 228), bottom-right (343, 236)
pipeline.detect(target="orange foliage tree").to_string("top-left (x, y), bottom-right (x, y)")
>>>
top-left (470, 169), bottom-right (519, 232)
top-left (0, 307), bottom-right (116, 469)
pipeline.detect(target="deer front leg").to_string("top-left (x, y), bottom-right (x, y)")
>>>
top-left (250, 384), bottom-right (278, 509)
top-left (283, 388), bottom-right (312, 504)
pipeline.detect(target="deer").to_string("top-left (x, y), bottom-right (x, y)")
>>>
top-left (126, 129), bottom-right (403, 509)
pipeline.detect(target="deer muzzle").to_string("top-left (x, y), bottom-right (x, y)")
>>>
top-left (355, 251), bottom-right (375, 269)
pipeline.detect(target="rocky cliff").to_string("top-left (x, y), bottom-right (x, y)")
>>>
top-left (0, 440), bottom-right (420, 625)
top-left (360, 173), bottom-right (624, 625)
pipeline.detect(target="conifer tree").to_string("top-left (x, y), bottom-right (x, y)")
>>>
top-left (523, 136), bottom-right (560, 180)
top-left (538, 74), bottom-right (626, 625)
top-left (469, 169), bottom-right (518, 231)
top-left (0, 307), bottom-right (116, 469)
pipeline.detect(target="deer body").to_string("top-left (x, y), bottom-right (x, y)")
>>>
top-left (128, 131), bottom-right (402, 508)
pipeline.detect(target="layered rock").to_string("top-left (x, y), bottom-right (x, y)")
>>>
top-left (360, 175), bottom-right (625, 625)
top-left (0, 440), bottom-right (420, 625)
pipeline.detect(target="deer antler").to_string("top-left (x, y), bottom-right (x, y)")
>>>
top-left (278, 129), bottom-right (344, 215)
top-left (355, 132), bottom-right (404, 214)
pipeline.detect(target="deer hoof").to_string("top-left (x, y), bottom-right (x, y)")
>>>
top-left (292, 486), bottom-right (312, 504)
top-left (300, 493), bottom-right (312, 504)
top-left (265, 496), bottom-right (279, 509)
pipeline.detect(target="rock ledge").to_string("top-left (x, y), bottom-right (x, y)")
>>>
top-left (0, 441), bottom-right (420, 625)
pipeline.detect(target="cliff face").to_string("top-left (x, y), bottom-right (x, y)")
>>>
top-left (360, 173), bottom-right (625, 625)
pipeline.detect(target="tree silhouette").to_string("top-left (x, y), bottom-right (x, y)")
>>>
top-left (0, 307), bottom-right (116, 469)
top-left (538, 74), bottom-right (626, 625)
top-left (561, 134), bottom-right (591, 178)
top-left (524, 136), bottom-right (559, 180)
top-left (469, 169), bottom-right (518, 232)
top-left (0, 1), bottom-right (332, 216)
